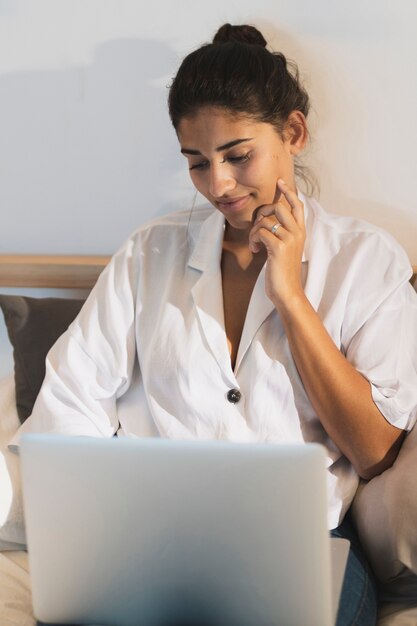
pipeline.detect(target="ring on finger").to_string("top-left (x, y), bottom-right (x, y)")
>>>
top-left (270, 222), bottom-right (282, 235)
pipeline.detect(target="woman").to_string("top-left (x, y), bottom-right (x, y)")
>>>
top-left (17, 24), bottom-right (417, 626)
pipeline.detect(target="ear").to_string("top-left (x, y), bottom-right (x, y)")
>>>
top-left (283, 110), bottom-right (308, 155)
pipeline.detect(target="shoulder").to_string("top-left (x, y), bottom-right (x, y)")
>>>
top-left (109, 205), bottom-right (213, 252)
top-left (132, 206), bottom-right (214, 238)
top-left (108, 205), bottom-right (217, 274)
top-left (304, 195), bottom-right (412, 283)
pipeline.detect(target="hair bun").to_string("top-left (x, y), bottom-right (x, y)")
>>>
top-left (213, 23), bottom-right (267, 47)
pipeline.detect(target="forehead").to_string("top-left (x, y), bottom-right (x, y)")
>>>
top-left (177, 106), bottom-right (277, 150)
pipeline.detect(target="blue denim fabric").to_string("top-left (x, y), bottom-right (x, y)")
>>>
top-left (331, 512), bottom-right (378, 626)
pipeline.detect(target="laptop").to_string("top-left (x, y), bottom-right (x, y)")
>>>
top-left (20, 435), bottom-right (348, 626)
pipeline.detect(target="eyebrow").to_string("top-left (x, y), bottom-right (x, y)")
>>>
top-left (180, 138), bottom-right (253, 155)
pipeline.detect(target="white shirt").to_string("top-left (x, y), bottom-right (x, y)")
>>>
top-left (12, 193), bottom-right (417, 529)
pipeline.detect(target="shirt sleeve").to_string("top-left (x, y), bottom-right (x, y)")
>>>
top-left (9, 234), bottom-right (140, 447)
top-left (342, 234), bottom-right (417, 431)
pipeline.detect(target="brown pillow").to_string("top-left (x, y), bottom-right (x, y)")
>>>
top-left (0, 296), bottom-right (84, 423)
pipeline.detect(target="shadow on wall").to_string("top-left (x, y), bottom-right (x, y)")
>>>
top-left (0, 38), bottom-right (188, 255)
top-left (2, 28), bottom-right (416, 261)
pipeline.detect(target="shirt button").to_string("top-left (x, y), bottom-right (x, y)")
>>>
top-left (227, 388), bottom-right (241, 404)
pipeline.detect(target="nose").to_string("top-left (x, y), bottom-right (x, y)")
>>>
top-left (208, 162), bottom-right (236, 198)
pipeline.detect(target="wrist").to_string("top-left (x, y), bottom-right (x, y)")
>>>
top-left (272, 288), bottom-right (310, 321)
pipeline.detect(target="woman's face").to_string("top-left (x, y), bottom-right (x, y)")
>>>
top-left (177, 106), bottom-right (303, 231)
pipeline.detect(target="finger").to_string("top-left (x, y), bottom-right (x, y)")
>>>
top-left (255, 178), bottom-right (298, 223)
top-left (249, 214), bottom-right (289, 253)
top-left (273, 203), bottom-right (298, 233)
top-left (277, 179), bottom-right (304, 224)
top-left (253, 203), bottom-right (295, 235)
top-left (254, 215), bottom-right (290, 238)
top-left (272, 179), bottom-right (282, 205)
top-left (250, 226), bottom-right (285, 256)
top-left (255, 202), bottom-right (280, 222)
top-left (254, 204), bottom-right (271, 223)
top-left (254, 181), bottom-right (282, 223)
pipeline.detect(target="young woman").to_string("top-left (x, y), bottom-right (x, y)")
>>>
top-left (17, 24), bottom-right (417, 626)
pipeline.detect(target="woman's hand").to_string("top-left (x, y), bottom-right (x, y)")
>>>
top-left (249, 179), bottom-right (306, 309)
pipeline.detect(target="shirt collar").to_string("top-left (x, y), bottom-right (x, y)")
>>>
top-left (187, 190), bottom-right (312, 272)
top-left (187, 209), bottom-right (225, 273)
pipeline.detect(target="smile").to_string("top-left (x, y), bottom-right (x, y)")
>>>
top-left (216, 195), bottom-right (251, 211)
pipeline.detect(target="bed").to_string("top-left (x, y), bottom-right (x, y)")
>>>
top-left (0, 254), bottom-right (416, 626)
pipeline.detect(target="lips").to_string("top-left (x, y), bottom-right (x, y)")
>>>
top-left (216, 195), bottom-right (250, 211)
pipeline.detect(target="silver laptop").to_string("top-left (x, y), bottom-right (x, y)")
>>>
top-left (20, 435), bottom-right (348, 626)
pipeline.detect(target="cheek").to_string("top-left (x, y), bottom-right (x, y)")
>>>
top-left (245, 160), bottom-right (277, 190)
top-left (249, 152), bottom-right (282, 179)
top-left (244, 160), bottom-right (282, 202)
top-left (240, 161), bottom-right (264, 186)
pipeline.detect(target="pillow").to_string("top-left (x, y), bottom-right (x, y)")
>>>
top-left (0, 296), bottom-right (84, 422)
top-left (351, 424), bottom-right (417, 585)
top-left (0, 297), bottom-right (84, 551)
top-left (0, 374), bottom-right (26, 549)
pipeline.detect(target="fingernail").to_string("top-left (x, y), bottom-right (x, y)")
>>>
top-left (278, 178), bottom-right (285, 186)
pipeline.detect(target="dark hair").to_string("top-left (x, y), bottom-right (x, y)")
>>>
top-left (168, 23), bottom-right (316, 194)
top-left (169, 24), bottom-right (309, 132)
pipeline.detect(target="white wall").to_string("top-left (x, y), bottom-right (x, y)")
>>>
top-left (1, 0), bottom-right (417, 374)
top-left (1, 0), bottom-right (416, 257)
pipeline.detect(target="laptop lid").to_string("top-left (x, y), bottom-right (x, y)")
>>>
top-left (21, 435), bottom-right (334, 626)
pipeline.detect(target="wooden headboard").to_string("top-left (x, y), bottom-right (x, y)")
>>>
top-left (0, 255), bottom-right (110, 289)
top-left (0, 254), bottom-right (415, 290)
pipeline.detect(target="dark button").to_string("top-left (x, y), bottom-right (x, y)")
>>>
top-left (227, 388), bottom-right (241, 404)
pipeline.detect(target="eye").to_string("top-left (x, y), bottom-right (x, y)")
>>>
top-left (225, 152), bottom-right (251, 164)
top-left (188, 152), bottom-right (252, 171)
top-left (189, 160), bottom-right (209, 171)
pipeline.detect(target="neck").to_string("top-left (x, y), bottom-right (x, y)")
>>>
top-left (224, 221), bottom-right (251, 245)
top-left (223, 222), bottom-right (267, 270)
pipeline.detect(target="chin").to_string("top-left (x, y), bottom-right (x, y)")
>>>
top-left (224, 210), bottom-right (256, 230)
top-left (217, 198), bottom-right (260, 227)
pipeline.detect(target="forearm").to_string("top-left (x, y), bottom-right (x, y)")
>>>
top-left (276, 292), bottom-right (405, 479)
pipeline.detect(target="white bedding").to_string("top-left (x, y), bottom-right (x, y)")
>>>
top-left (0, 550), bottom-right (34, 626)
